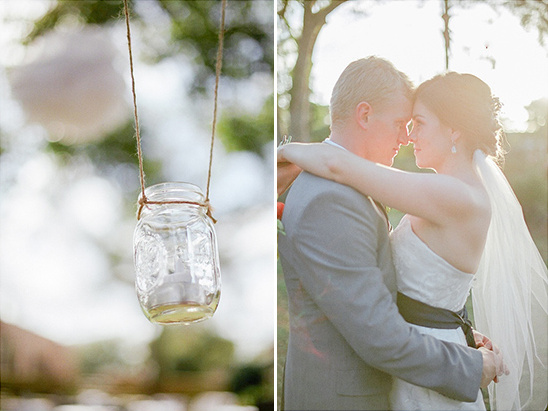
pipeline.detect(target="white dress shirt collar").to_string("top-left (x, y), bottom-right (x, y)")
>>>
top-left (323, 138), bottom-right (348, 151)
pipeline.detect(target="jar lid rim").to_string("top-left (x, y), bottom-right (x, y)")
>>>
top-left (145, 181), bottom-right (202, 191)
top-left (141, 182), bottom-right (205, 203)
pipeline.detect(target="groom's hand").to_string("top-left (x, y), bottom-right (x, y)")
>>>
top-left (479, 346), bottom-right (506, 388)
top-left (473, 330), bottom-right (509, 383)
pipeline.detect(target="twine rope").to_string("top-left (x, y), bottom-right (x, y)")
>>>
top-left (207, 0), bottom-right (226, 203)
top-left (123, 0), bottom-right (226, 222)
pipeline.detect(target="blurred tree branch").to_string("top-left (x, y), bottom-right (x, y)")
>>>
top-left (496, 0), bottom-right (548, 47)
top-left (278, 0), bottom-right (349, 142)
top-left (24, 0), bottom-right (273, 94)
top-left (442, 0), bottom-right (548, 70)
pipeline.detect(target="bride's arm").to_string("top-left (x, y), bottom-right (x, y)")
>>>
top-left (277, 142), bottom-right (480, 224)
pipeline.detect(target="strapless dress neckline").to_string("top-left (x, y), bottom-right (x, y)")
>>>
top-left (390, 216), bottom-right (475, 312)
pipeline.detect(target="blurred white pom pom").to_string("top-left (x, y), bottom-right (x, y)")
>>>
top-left (9, 27), bottom-right (129, 144)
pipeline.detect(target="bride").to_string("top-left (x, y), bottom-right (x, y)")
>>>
top-left (277, 72), bottom-right (548, 410)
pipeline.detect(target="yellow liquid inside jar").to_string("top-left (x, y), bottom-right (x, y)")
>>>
top-left (145, 293), bottom-right (220, 325)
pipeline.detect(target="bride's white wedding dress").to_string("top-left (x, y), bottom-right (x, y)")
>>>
top-left (389, 215), bottom-right (486, 411)
top-left (388, 150), bottom-right (548, 411)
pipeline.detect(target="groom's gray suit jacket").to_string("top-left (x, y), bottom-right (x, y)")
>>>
top-left (278, 172), bottom-right (483, 411)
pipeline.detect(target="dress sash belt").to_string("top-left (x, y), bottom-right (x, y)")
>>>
top-left (397, 292), bottom-right (476, 348)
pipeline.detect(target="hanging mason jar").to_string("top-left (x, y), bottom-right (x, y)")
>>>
top-left (133, 182), bottom-right (221, 325)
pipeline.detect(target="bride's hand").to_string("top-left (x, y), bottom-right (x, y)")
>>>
top-left (277, 142), bottom-right (308, 197)
top-left (277, 160), bottom-right (302, 197)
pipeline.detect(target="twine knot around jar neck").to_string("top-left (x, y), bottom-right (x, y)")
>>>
top-left (137, 193), bottom-right (217, 223)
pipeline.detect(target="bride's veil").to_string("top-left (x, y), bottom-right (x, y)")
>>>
top-left (472, 149), bottom-right (548, 410)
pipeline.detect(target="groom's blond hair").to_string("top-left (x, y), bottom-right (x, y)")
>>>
top-left (330, 57), bottom-right (414, 129)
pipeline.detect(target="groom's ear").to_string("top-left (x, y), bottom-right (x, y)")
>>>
top-left (355, 101), bottom-right (372, 129)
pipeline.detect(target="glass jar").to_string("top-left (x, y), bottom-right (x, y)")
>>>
top-left (133, 182), bottom-right (221, 325)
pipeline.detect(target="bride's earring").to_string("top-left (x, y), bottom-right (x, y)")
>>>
top-left (450, 131), bottom-right (459, 154)
top-left (450, 137), bottom-right (457, 154)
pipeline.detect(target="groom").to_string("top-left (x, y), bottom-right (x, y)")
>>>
top-left (278, 57), bottom-right (503, 410)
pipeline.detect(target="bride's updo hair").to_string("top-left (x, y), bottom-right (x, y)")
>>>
top-left (414, 72), bottom-right (505, 163)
